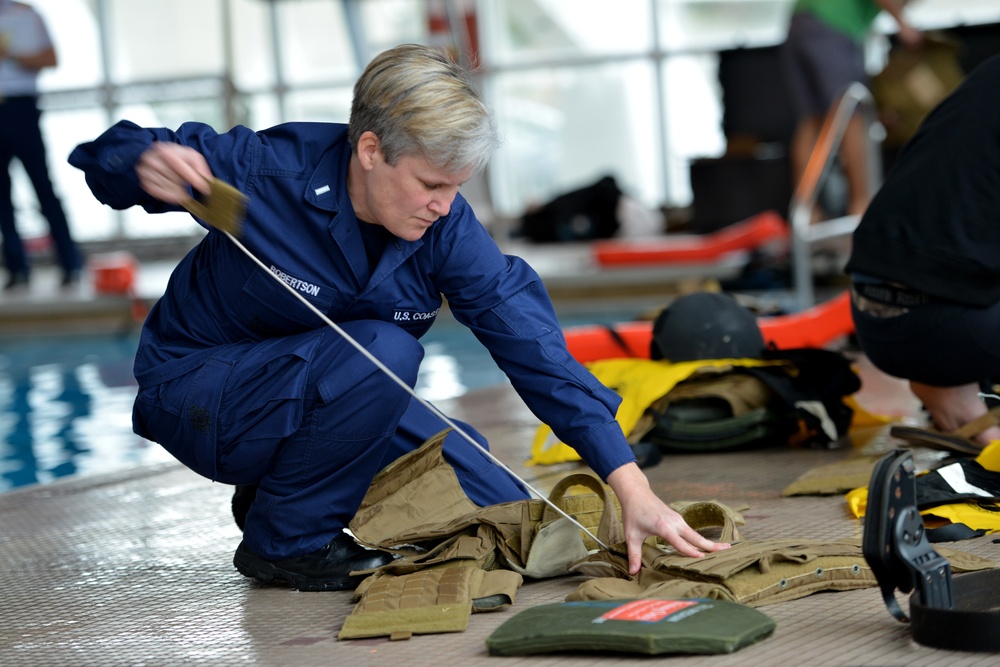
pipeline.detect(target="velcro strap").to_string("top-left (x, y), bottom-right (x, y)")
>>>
top-left (339, 566), bottom-right (523, 640)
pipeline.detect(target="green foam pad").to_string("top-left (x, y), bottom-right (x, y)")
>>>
top-left (486, 598), bottom-right (775, 656)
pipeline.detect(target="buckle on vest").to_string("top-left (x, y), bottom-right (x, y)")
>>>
top-left (862, 449), bottom-right (953, 623)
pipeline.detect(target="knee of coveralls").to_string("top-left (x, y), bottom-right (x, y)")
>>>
top-left (384, 398), bottom-right (530, 507)
top-left (132, 328), bottom-right (337, 482)
top-left (238, 321), bottom-right (425, 559)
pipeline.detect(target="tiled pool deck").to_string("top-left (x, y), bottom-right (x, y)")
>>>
top-left (4, 350), bottom-right (1000, 666)
top-left (3, 248), bottom-right (999, 666)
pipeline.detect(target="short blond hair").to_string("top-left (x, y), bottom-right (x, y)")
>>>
top-left (348, 44), bottom-right (499, 173)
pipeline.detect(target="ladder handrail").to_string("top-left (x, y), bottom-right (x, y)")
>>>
top-left (790, 82), bottom-right (882, 310)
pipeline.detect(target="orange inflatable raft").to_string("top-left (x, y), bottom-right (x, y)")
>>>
top-left (564, 290), bottom-right (854, 364)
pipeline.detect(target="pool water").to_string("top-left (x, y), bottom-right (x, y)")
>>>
top-left (0, 309), bottom-right (640, 493)
top-left (0, 332), bottom-right (152, 491)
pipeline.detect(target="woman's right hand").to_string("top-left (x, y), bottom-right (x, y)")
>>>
top-left (136, 142), bottom-right (214, 205)
top-left (606, 461), bottom-right (730, 575)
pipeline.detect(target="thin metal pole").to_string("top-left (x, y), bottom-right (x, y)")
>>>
top-left (220, 0), bottom-right (240, 129)
top-left (650, 0), bottom-right (673, 215)
top-left (94, 0), bottom-right (125, 239)
top-left (789, 82), bottom-right (881, 310)
top-left (341, 0), bottom-right (369, 72)
top-left (267, 0), bottom-right (287, 122)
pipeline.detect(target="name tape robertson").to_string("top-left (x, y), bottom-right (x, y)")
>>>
top-left (270, 265), bottom-right (321, 297)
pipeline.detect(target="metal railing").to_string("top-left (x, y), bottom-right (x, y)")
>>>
top-left (789, 82), bottom-right (882, 310)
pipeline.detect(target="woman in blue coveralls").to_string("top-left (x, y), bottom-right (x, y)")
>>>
top-left (68, 44), bottom-right (728, 592)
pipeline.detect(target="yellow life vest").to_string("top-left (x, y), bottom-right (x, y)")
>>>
top-left (528, 357), bottom-right (779, 466)
top-left (846, 440), bottom-right (1000, 533)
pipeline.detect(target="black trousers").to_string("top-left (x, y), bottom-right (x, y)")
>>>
top-left (0, 96), bottom-right (81, 276)
top-left (851, 285), bottom-right (1000, 387)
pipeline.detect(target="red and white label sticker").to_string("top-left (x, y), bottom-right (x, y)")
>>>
top-left (598, 599), bottom-right (698, 622)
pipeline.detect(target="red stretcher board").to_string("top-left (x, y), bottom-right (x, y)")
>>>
top-left (592, 210), bottom-right (789, 266)
top-left (563, 290), bottom-right (854, 364)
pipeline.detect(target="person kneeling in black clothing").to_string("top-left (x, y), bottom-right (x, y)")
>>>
top-left (845, 54), bottom-right (1000, 450)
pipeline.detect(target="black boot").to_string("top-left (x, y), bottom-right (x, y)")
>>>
top-left (231, 484), bottom-right (259, 531)
top-left (3, 271), bottom-right (29, 291)
top-left (233, 533), bottom-right (394, 591)
top-left (60, 270), bottom-right (81, 288)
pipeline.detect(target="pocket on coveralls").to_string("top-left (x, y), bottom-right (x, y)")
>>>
top-left (224, 269), bottom-right (334, 338)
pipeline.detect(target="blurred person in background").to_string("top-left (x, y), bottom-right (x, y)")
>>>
top-left (780, 0), bottom-right (923, 220)
top-left (847, 55), bottom-right (1000, 450)
top-left (0, 0), bottom-right (83, 290)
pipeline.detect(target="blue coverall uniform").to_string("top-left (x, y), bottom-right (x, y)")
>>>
top-left (68, 120), bottom-right (637, 560)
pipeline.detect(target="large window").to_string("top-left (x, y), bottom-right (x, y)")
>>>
top-left (22, 0), bottom-right (1000, 246)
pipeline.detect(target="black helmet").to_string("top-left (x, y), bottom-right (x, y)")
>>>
top-left (650, 292), bottom-right (764, 362)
